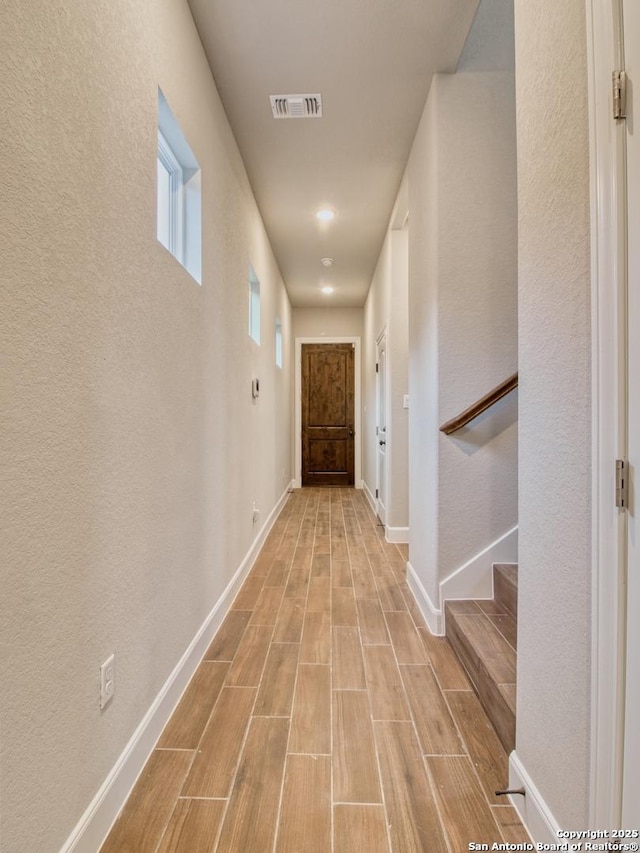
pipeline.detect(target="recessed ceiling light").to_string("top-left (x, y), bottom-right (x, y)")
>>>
top-left (321, 257), bottom-right (334, 267)
top-left (316, 208), bottom-right (335, 222)
top-left (321, 285), bottom-right (334, 295)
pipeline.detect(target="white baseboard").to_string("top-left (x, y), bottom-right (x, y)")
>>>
top-left (61, 485), bottom-right (291, 853)
top-left (362, 480), bottom-right (377, 512)
top-left (440, 526), bottom-right (518, 602)
top-left (385, 526), bottom-right (409, 544)
top-left (406, 561), bottom-right (443, 635)
top-left (509, 751), bottom-right (561, 844)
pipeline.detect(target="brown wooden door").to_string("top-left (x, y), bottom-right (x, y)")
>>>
top-left (301, 343), bottom-right (355, 486)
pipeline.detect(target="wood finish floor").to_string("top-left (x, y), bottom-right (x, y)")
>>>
top-left (101, 488), bottom-right (530, 852)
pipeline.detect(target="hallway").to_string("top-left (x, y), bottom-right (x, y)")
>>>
top-left (101, 488), bottom-right (529, 851)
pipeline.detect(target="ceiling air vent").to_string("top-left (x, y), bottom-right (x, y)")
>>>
top-left (270, 94), bottom-right (323, 119)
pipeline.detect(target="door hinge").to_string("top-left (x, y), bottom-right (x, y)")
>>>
top-left (376, 363), bottom-right (379, 373)
top-left (613, 70), bottom-right (627, 120)
top-left (375, 488), bottom-right (379, 498)
top-left (616, 459), bottom-right (628, 509)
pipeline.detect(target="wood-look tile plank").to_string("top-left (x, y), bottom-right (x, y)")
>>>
top-left (352, 563), bottom-right (379, 600)
top-left (385, 611), bottom-right (428, 664)
top-left (289, 664), bottom-right (331, 754)
top-left (291, 546), bottom-right (313, 571)
top-left (250, 586), bottom-right (284, 626)
top-left (332, 558), bottom-right (353, 588)
top-left (284, 567), bottom-right (310, 600)
top-left (232, 574), bottom-right (264, 610)
top-left (333, 626), bottom-right (366, 689)
top-left (182, 687), bottom-right (256, 798)
top-left (418, 627), bottom-right (472, 690)
top-left (333, 805), bottom-right (389, 853)
top-left (488, 613), bottom-right (518, 650)
top-left (444, 689), bottom-right (509, 804)
top-left (499, 681), bottom-right (517, 713)
top-left (492, 806), bottom-right (532, 844)
top-left (216, 717), bottom-right (289, 853)
top-left (445, 599), bottom-right (483, 615)
top-left (331, 539), bottom-right (349, 562)
top-left (101, 750), bottom-right (193, 853)
top-left (363, 645), bottom-right (410, 721)
top-left (450, 613), bottom-right (516, 685)
top-left (311, 553), bottom-right (331, 577)
top-left (399, 581), bottom-right (427, 629)
top-left (333, 690), bottom-right (382, 803)
top-left (427, 755), bottom-right (502, 849)
top-left (254, 643), bottom-right (299, 717)
top-left (251, 552), bottom-right (276, 576)
top-left (156, 799), bottom-right (226, 853)
top-left (401, 665), bottom-right (464, 755)
top-left (275, 754), bottom-right (331, 853)
top-left (307, 576), bottom-right (331, 611)
top-left (264, 557), bottom-right (290, 587)
top-left (157, 661), bottom-right (229, 749)
top-left (272, 598), bottom-right (305, 643)
top-left (376, 576), bottom-right (408, 612)
top-left (374, 721), bottom-right (449, 853)
top-left (332, 586), bottom-right (358, 626)
top-left (314, 535), bottom-right (330, 554)
top-left (357, 599), bottom-right (390, 644)
top-left (300, 610), bottom-right (331, 664)
top-left (226, 625), bottom-right (272, 686)
top-left (203, 610), bottom-right (251, 662)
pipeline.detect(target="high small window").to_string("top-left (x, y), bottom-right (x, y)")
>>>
top-left (275, 319), bottom-right (283, 367)
top-left (249, 267), bottom-right (261, 344)
top-left (157, 88), bottom-right (202, 284)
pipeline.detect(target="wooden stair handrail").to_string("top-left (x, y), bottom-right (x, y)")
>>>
top-left (439, 372), bottom-right (518, 435)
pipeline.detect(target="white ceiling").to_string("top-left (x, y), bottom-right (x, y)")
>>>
top-left (188, 0), bottom-right (480, 307)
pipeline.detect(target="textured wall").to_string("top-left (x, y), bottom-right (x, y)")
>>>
top-left (514, 0), bottom-right (592, 827)
top-left (406, 0), bottom-right (518, 603)
top-left (363, 215), bottom-right (409, 529)
top-left (436, 67), bottom-right (518, 578)
top-left (0, 1), bottom-right (292, 849)
top-left (292, 307), bottom-right (364, 339)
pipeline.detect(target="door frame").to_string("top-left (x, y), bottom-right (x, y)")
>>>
top-left (294, 336), bottom-right (361, 489)
top-left (587, 0), bottom-right (628, 827)
top-left (375, 325), bottom-right (389, 523)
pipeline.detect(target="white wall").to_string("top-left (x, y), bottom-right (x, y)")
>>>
top-left (514, 0), bottom-right (592, 828)
top-left (0, 1), bottom-right (292, 849)
top-left (293, 307), bottom-right (364, 339)
top-left (407, 0), bottom-right (518, 609)
top-left (363, 193), bottom-right (410, 531)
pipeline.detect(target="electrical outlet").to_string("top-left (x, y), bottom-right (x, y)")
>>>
top-left (100, 654), bottom-right (115, 709)
top-left (252, 503), bottom-right (260, 524)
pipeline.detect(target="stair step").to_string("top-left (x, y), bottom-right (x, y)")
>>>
top-left (445, 599), bottom-right (516, 753)
top-left (493, 563), bottom-right (517, 619)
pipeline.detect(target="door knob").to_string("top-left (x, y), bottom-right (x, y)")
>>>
top-left (348, 428), bottom-right (354, 436)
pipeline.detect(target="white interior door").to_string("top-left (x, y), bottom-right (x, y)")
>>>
top-left (376, 333), bottom-right (387, 525)
top-left (622, 0), bottom-right (640, 824)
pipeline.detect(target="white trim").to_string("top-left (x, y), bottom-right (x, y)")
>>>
top-left (375, 324), bottom-right (389, 524)
top-left (406, 560), bottom-right (443, 635)
top-left (385, 526), bottom-right (409, 544)
top-left (362, 479), bottom-right (377, 513)
top-left (440, 526), bottom-right (518, 602)
top-left (508, 751), bottom-right (561, 844)
top-left (294, 337), bottom-right (362, 489)
top-left (586, 0), bottom-right (627, 828)
top-left (60, 485), bottom-right (291, 853)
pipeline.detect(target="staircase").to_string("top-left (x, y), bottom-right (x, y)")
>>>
top-left (445, 563), bottom-right (517, 753)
